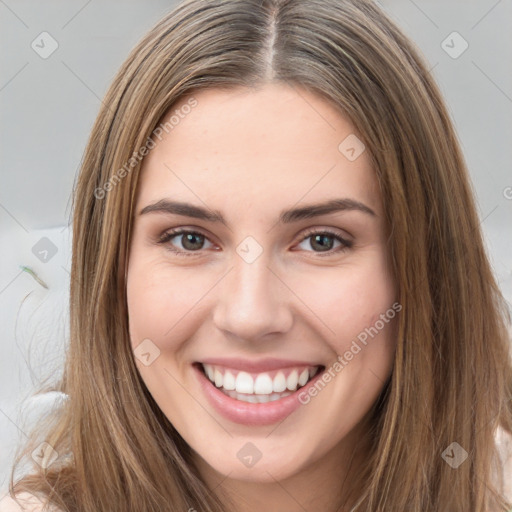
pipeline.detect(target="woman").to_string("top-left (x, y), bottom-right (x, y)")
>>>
top-left (3, 0), bottom-right (512, 510)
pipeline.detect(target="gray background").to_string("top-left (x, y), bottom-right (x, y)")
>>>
top-left (1, 0), bottom-right (511, 494)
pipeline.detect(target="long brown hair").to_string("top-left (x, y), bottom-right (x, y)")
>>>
top-left (8, 0), bottom-right (512, 510)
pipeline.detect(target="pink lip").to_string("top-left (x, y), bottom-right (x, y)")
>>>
top-left (193, 363), bottom-right (325, 426)
top-left (198, 357), bottom-right (322, 373)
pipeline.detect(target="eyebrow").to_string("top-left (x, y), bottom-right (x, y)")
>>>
top-left (139, 197), bottom-right (376, 226)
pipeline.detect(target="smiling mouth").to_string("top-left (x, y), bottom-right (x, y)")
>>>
top-left (195, 362), bottom-right (325, 404)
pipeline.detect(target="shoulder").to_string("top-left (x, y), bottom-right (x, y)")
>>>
top-left (495, 426), bottom-right (512, 502)
top-left (0, 492), bottom-right (49, 512)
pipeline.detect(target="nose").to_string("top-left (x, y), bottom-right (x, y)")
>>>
top-left (212, 253), bottom-right (293, 342)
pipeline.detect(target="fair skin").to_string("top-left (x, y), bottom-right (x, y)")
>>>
top-left (0, 492), bottom-right (47, 512)
top-left (126, 83), bottom-right (398, 512)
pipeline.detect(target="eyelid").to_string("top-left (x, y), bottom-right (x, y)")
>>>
top-left (156, 225), bottom-right (353, 257)
top-left (299, 226), bottom-right (353, 245)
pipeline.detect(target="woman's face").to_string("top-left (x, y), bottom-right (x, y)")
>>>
top-left (126, 83), bottom-right (398, 483)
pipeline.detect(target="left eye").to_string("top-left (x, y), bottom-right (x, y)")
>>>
top-left (296, 229), bottom-right (352, 254)
top-left (157, 228), bottom-right (352, 257)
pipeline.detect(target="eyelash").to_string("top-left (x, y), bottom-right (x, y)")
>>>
top-left (156, 227), bottom-right (353, 258)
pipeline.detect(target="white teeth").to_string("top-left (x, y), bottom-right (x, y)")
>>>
top-left (298, 369), bottom-right (309, 386)
top-left (235, 371), bottom-right (254, 394)
top-left (201, 364), bottom-right (322, 399)
top-left (254, 373), bottom-right (273, 394)
top-left (223, 389), bottom-right (293, 403)
top-left (256, 394), bottom-right (270, 403)
top-left (286, 370), bottom-right (298, 391)
top-left (214, 368), bottom-right (223, 387)
top-left (273, 371), bottom-right (287, 392)
top-left (223, 370), bottom-right (236, 391)
top-left (204, 364), bottom-right (215, 381)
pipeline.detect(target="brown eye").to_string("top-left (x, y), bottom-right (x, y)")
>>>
top-left (157, 228), bottom-right (353, 258)
top-left (157, 229), bottom-right (214, 256)
top-left (296, 229), bottom-right (353, 256)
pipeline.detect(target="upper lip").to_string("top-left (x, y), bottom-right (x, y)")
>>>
top-left (197, 357), bottom-right (324, 373)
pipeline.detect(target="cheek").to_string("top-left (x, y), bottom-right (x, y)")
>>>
top-left (127, 258), bottom-right (183, 349)
top-left (291, 252), bottom-right (397, 356)
top-left (126, 255), bottom-right (215, 356)
top-left (126, 258), bottom-right (202, 419)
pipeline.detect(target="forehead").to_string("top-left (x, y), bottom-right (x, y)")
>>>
top-left (136, 83), bottom-right (381, 217)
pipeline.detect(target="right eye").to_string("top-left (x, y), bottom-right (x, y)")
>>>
top-left (157, 228), bottom-right (216, 257)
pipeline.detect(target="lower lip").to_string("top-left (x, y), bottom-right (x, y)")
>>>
top-left (193, 364), bottom-right (325, 426)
